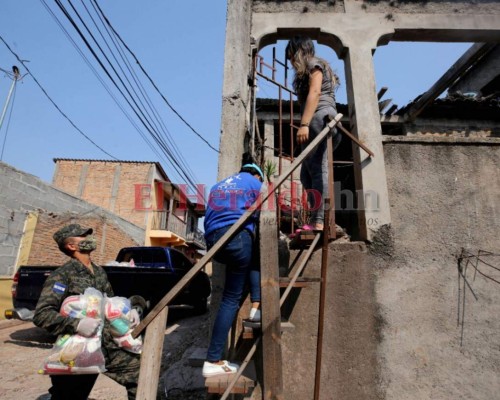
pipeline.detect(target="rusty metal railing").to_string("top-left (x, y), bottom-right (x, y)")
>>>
top-left (132, 114), bottom-right (344, 399)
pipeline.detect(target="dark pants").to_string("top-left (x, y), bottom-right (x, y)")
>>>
top-left (205, 227), bottom-right (260, 362)
top-left (49, 374), bottom-right (98, 400)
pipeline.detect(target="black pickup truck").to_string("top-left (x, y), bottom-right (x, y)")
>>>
top-left (6, 246), bottom-right (211, 320)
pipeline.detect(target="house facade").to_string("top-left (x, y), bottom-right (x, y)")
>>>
top-left (52, 159), bottom-right (206, 260)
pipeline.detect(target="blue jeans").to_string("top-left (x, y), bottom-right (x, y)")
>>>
top-left (205, 226), bottom-right (260, 362)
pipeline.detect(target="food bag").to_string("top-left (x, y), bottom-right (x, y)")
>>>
top-left (39, 288), bottom-right (106, 375)
top-left (104, 296), bottom-right (143, 354)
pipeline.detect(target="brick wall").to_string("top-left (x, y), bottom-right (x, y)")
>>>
top-left (28, 212), bottom-right (140, 266)
top-left (0, 162), bottom-right (145, 276)
top-left (113, 163), bottom-right (152, 227)
top-left (53, 160), bottom-right (153, 229)
top-left (52, 160), bottom-right (82, 196)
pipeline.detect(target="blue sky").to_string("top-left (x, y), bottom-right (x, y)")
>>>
top-left (0, 1), bottom-right (470, 189)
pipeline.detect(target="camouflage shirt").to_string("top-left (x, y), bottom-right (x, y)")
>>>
top-left (33, 258), bottom-right (113, 336)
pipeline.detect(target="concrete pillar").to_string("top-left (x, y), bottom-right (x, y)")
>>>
top-left (263, 119), bottom-right (275, 162)
top-left (343, 39), bottom-right (391, 240)
top-left (219, 0), bottom-right (254, 180)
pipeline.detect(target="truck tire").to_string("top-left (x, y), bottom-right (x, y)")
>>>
top-left (129, 295), bottom-right (148, 319)
top-left (191, 297), bottom-right (208, 315)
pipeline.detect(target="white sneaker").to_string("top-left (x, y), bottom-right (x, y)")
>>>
top-left (202, 360), bottom-right (239, 378)
top-left (248, 308), bottom-right (261, 322)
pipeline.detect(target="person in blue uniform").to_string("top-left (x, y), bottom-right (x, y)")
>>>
top-left (202, 163), bottom-right (264, 377)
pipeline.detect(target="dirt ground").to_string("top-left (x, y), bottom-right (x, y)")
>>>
top-left (0, 309), bottom-right (211, 400)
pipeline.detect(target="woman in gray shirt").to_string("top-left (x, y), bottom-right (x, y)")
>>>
top-left (286, 36), bottom-right (341, 231)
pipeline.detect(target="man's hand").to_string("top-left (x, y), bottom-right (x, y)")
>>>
top-left (129, 309), bottom-right (140, 328)
top-left (77, 317), bottom-right (101, 337)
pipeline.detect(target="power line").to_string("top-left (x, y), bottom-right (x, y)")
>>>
top-left (85, 0), bottom-right (200, 182)
top-left (92, 0), bottom-right (220, 154)
top-left (39, 0), bottom-right (169, 167)
top-left (81, 0), bottom-right (199, 183)
top-left (0, 34), bottom-right (118, 160)
top-left (52, 0), bottom-right (205, 198)
top-left (53, 0), bottom-right (199, 189)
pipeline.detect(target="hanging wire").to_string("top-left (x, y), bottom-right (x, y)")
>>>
top-left (39, 0), bottom-right (167, 166)
top-left (83, 0), bottom-right (200, 184)
top-left (457, 247), bottom-right (500, 346)
top-left (92, 0), bottom-right (219, 153)
top-left (52, 0), bottom-right (203, 196)
top-left (0, 34), bottom-right (118, 159)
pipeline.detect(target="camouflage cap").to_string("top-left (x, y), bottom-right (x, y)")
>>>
top-left (53, 224), bottom-right (93, 247)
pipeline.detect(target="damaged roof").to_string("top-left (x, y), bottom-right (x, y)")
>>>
top-left (396, 93), bottom-right (500, 121)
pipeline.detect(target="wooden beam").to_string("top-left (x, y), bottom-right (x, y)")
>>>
top-left (259, 195), bottom-right (283, 399)
top-left (405, 43), bottom-right (496, 122)
top-left (378, 98), bottom-right (392, 113)
top-left (377, 86), bottom-right (388, 100)
top-left (384, 104), bottom-right (398, 116)
top-left (136, 307), bottom-right (168, 400)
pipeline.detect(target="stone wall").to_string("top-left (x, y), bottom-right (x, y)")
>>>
top-left (0, 162), bottom-right (144, 276)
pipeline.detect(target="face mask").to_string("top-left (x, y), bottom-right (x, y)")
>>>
top-left (78, 236), bottom-right (97, 252)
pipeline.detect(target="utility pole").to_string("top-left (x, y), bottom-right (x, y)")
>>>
top-left (0, 65), bottom-right (20, 160)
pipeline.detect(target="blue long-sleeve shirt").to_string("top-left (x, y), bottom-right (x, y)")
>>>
top-left (204, 172), bottom-right (262, 237)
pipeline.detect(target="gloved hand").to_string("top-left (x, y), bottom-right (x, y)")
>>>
top-left (129, 309), bottom-right (140, 328)
top-left (76, 317), bottom-right (101, 337)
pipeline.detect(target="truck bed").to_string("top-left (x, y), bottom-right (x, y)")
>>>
top-left (10, 263), bottom-right (210, 318)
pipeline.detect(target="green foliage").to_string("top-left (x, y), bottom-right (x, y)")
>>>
top-left (263, 159), bottom-right (277, 183)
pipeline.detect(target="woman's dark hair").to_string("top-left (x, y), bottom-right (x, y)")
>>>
top-left (286, 36), bottom-right (315, 62)
top-left (286, 35), bottom-right (338, 93)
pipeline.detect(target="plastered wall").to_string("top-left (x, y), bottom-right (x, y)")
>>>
top-left (374, 138), bottom-right (500, 399)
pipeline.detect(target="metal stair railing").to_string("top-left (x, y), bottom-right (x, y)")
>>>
top-left (219, 231), bottom-right (322, 399)
top-left (131, 113), bottom-right (343, 399)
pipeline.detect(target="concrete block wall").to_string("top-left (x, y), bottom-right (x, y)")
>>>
top-left (53, 160), bottom-right (153, 228)
top-left (0, 161), bottom-right (145, 277)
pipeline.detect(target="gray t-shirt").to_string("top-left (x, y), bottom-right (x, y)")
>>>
top-left (296, 57), bottom-right (336, 113)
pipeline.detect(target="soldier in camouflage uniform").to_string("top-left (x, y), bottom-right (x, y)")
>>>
top-left (33, 224), bottom-right (140, 400)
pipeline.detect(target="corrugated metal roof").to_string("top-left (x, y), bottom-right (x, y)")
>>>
top-left (53, 158), bottom-right (158, 164)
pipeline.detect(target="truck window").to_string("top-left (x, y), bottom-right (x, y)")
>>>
top-left (169, 250), bottom-right (191, 271)
top-left (119, 248), bottom-right (167, 266)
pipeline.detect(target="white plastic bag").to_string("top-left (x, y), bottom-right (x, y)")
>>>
top-left (104, 296), bottom-right (143, 354)
top-left (39, 288), bottom-right (106, 375)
